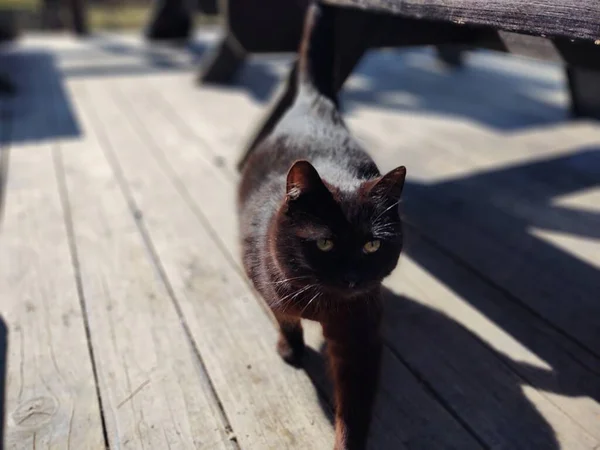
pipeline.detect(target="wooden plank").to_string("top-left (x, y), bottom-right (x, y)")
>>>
top-left (301, 320), bottom-right (485, 449)
top-left (531, 186), bottom-right (600, 270)
top-left (382, 251), bottom-right (599, 449)
top-left (332, 79), bottom-right (600, 359)
top-left (56, 79), bottom-right (233, 449)
top-left (135, 48), bottom-right (559, 171)
top-left (343, 49), bottom-right (567, 129)
top-left (0, 55), bottom-right (105, 449)
top-left (324, 0), bottom-right (600, 43)
top-left (394, 132), bottom-right (600, 357)
top-left (74, 78), bottom-right (336, 449)
top-left (108, 73), bottom-right (486, 450)
top-left (124, 63), bottom-right (600, 447)
top-left (393, 234), bottom-right (600, 438)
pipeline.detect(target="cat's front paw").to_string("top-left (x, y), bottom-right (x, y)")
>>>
top-left (277, 335), bottom-right (305, 367)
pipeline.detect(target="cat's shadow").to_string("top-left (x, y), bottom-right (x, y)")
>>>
top-left (300, 288), bottom-right (567, 449)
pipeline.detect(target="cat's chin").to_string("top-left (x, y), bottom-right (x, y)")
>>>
top-left (324, 283), bottom-right (380, 300)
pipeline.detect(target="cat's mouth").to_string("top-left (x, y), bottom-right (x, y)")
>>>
top-left (325, 280), bottom-right (379, 298)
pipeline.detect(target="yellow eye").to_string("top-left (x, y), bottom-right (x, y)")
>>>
top-left (363, 240), bottom-right (381, 254)
top-left (316, 238), bottom-right (334, 252)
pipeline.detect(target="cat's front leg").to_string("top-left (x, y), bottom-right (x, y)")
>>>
top-left (323, 317), bottom-right (382, 450)
top-left (275, 314), bottom-right (305, 367)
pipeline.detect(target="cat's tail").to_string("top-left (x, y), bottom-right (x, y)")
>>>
top-left (297, 2), bottom-right (338, 103)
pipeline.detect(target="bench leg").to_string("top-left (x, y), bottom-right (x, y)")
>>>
top-left (145, 0), bottom-right (193, 41)
top-left (567, 66), bottom-right (600, 120)
top-left (198, 33), bottom-right (247, 84)
top-left (66, 0), bottom-right (89, 36)
top-left (435, 45), bottom-right (465, 68)
top-left (41, 0), bottom-right (64, 30)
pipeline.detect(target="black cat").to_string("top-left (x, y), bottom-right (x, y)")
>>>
top-left (238, 4), bottom-right (407, 449)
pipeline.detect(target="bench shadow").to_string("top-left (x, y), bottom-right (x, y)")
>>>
top-left (77, 35), bottom-right (568, 131)
top-left (341, 49), bottom-right (567, 131)
top-left (0, 50), bottom-right (80, 144)
top-left (0, 50), bottom-right (80, 222)
top-left (59, 33), bottom-right (207, 79)
top-left (234, 48), bottom-right (568, 131)
top-left (231, 57), bottom-right (284, 102)
top-left (300, 288), bottom-right (579, 448)
top-left (401, 147), bottom-right (600, 357)
top-left (0, 91), bottom-right (10, 223)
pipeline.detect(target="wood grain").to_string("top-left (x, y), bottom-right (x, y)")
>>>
top-left (77, 76), bottom-right (336, 449)
top-left (387, 238), bottom-right (600, 444)
top-left (0, 55), bottom-right (105, 449)
top-left (348, 107), bottom-right (600, 359)
top-left (325, 0), bottom-right (600, 42)
top-left (57, 79), bottom-right (233, 450)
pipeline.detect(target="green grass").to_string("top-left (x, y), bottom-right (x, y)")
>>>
top-left (0, 0), bottom-right (39, 9)
top-left (89, 6), bottom-right (152, 30)
top-left (0, 1), bottom-right (219, 31)
top-left (89, 6), bottom-right (219, 30)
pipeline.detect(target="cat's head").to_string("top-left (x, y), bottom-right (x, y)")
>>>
top-left (271, 160), bottom-right (406, 298)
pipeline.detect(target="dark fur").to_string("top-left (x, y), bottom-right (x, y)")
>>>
top-left (238, 4), bottom-right (406, 449)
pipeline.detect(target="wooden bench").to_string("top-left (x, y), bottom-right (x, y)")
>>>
top-left (235, 0), bottom-right (600, 169)
top-left (197, 0), bottom-right (466, 82)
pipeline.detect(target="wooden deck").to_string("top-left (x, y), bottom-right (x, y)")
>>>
top-left (1, 32), bottom-right (600, 450)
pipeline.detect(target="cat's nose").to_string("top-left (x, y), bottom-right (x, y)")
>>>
top-left (343, 273), bottom-right (360, 288)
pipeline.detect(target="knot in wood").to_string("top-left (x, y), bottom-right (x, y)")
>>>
top-left (12, 396), bottom-right (58, 428)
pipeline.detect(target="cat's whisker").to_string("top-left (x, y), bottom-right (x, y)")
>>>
top-left (372, 200), bottom-right (402, 223)
top-left (278, 298), bottom-right (293, 314)
top-left (299, 290), bottom-right (322, 316)
top-left (267, 276), bottom-right (311, 286)
top-left (373, 220), bottom-right (403, 229)
top-left (278, 285), bottom-right (316, 313)
top-left (271, 283), bottom-right (317, 310)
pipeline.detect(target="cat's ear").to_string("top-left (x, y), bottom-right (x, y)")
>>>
top-left (370, 166), bottom-right (407, 201)
top-left (286, 160), bottom-right (327, 200)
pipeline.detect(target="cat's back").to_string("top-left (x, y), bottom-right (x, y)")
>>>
top-left (239, 96), bottom-right (378, 209)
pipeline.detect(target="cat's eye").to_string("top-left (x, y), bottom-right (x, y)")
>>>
top-left (316, 238), bottom-right (334, 252)
top-left (363, 240), bottom-right (381, 254)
